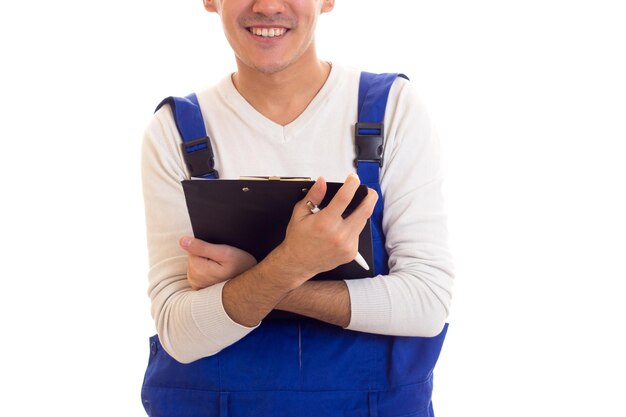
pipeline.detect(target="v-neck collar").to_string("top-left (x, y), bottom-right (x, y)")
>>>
top-left (217, 64), bottom-right (340, 144)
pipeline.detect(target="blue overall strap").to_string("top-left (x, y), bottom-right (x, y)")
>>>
top-left (356, 72), bottom-right (407, 275)
top-left (156, 94), bottom-right (219, 179)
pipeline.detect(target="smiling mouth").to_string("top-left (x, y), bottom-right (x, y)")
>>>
top-left (247, 27), bottom-right (288, 38)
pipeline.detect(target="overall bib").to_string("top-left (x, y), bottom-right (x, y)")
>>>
top-left (141, 72), bottom-right (448, 417)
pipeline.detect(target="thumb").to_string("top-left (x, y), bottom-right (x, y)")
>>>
top-left (179, 236), bottom-right (215, 257)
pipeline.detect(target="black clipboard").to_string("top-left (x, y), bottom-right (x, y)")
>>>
top-left (181, 179), bottom-right (375, 281)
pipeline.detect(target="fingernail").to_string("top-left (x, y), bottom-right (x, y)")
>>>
top-left (180, 236), bottom-right (192, 248)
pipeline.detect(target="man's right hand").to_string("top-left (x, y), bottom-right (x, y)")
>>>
top-left (274, 174), bottom-right (379, 284)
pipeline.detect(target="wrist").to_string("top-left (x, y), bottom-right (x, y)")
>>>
top-left (264, 243), bottom-right (314, 289)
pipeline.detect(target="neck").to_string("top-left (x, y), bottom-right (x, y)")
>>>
top-left (231, 56), bottom-right (331, 126)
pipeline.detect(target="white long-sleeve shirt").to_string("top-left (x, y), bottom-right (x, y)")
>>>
top-left (141, 64), bottom-right (454, 363)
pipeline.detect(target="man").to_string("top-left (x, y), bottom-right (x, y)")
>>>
top-left (141, 1), bottom-right (454, 416)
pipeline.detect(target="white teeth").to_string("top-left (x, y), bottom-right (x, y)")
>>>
top-left (251, 27), bottom-right (286, 38)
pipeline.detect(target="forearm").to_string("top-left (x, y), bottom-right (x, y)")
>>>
top-left (222, 246), bottom-right (307, 327)
top-left (275, 280), bottom-right (351, 328)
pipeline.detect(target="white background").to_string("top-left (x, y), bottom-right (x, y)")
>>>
top-left (1, 1), bottom-right (625, 416)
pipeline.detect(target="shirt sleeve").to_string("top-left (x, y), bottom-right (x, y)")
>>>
top-left (141, 106), bottom-right (256, 364)
top-left (345, 78), bottom-right (454, 337)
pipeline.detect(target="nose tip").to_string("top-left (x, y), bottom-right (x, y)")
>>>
top-left (251, 0), bottom-right (287, 16)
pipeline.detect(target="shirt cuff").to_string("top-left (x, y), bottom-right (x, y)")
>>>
top-left (191, 281), bottom-right (259, 347)
top-left (344, 277), bottom-right (393, 332)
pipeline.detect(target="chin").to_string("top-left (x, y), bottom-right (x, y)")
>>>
top-left (255, 63), bottom-right (291, 74)
top-left (242, 57), bottom-right (295, 75)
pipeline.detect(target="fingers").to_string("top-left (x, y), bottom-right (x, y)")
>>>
top-left (187, 257), bottom-right (222, 290)
top-left (324, 175), bottom-right (378, 232)
top-left (344, 186), bottom-right (378, 229)
top-left (324, 173), bottom-right (362, 217)
top-left (180, 237), bottom-right (259, 290)
top-left (298, 174), bottom-right (376, 224)
top-left (295, 176), bottom-right (327, 217)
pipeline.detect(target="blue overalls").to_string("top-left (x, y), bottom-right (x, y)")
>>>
top-left (141, 72), bottom-right (448, 417)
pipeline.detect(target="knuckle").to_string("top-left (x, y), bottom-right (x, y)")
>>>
top-left (328, 233), bottom-right (344, 248)
top-left (315, 218), bottom-right (334, 234)
top-left (186, 268), bottom-right (200, 288)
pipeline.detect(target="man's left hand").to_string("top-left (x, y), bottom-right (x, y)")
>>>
top-left (179, 237), bottom-right (258, 290)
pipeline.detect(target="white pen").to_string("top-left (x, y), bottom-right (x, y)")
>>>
top-left (306, 201), bottom-right (370, 271)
